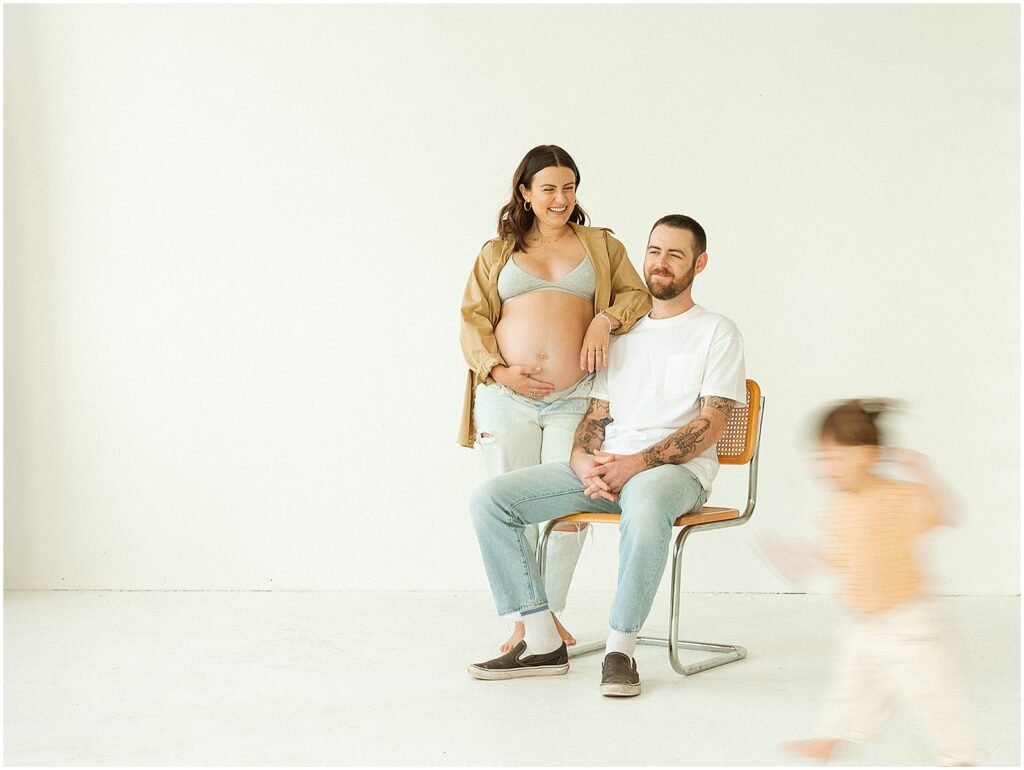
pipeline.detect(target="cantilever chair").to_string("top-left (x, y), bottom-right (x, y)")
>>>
top-left (538, 379), bottom-right (764, 676)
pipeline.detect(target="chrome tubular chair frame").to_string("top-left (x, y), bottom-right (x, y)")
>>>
top-left (538, 388), bottom-right (765, 676)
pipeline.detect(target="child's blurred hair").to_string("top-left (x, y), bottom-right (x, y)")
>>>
top-left (819, 399), bottom-right (903, 446)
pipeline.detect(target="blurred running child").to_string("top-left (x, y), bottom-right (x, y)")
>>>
top-left (769, 399), bottom-right (980, 766)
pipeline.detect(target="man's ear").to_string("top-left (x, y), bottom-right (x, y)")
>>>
top-left (694, 252), bottom-right (709, 274)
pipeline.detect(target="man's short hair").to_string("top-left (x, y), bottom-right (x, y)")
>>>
top-left (650, 215), bottom-right (707, 256)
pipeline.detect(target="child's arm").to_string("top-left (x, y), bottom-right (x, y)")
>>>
top-left (756, 535), bottom-right (832, 588)
top-left (889, 448), bottom-right (959, 526)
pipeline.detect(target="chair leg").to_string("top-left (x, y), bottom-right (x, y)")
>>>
top-left (655, 524), bottom-right (746, 675)
top-left (545, 521), bottom-right (747, 674)
top-left (567, 640), bottom-right (608, 658)
top-left (538, 521), bottom-right (555, 579)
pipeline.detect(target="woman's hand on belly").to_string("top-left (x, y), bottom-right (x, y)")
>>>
top-left (491, 364), bottom-right (556, 399)
top-left (495, 293), bottom-right (593, 392)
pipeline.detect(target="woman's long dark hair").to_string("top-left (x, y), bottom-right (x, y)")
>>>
top-left (497, 145), bottom-right (589, 252)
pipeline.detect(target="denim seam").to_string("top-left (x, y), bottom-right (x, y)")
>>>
top-left (504, 509), bottom-right (543, 607)
top-left (503, 485), bottom-right (598, 611)
top-left (617, 522), bottom-right (672, 634)
top-left (505, 480), bottom-right (595, 514)
top-left (612, 470), bottom-right (706, 633)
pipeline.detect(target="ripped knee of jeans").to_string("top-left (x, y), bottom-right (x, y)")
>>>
top-left (477, 432), bottom-right (496, 446)
top-left (551, 522), bottom-right (592, 546)
top-left (552, 521), bottom-right (589, 533)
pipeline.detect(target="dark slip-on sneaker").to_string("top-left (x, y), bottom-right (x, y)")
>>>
top-left (468, 640), bottom-right (569, 680)
top-left (600, 652), bottom-right (641, 697)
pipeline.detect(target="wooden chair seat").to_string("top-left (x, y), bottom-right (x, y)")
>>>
top-left (552, 506), bottom-right (741, 529)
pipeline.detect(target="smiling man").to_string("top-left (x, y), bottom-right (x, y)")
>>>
top-left (467, 214), bottom-right (746, 697)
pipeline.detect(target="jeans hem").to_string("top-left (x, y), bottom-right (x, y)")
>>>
top-left (609, 623), bottom-right (642, 634)
top-left (498, 602), bottom-right (550, 619)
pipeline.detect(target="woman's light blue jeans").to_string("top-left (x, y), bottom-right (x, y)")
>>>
top-left (470, 461), bottom-right (707, 634)
top-left (473, 379), bottom-right (593, 615)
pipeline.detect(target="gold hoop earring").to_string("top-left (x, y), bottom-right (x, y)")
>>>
top-left (524, 201), bottom-right (531, 211)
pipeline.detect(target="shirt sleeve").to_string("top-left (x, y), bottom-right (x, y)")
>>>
top-left (459, 242), bottom-right (506, 381)
top-left (700, 318), bottom-right (747, 404)
top-left (603, 232), bottom-right (652, 334)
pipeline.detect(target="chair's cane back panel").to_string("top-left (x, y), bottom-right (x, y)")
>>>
top-left (716, 379), bottom-right (760, 465)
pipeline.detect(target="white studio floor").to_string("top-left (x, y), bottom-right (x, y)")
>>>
top-left (3, 590), bottom-right (1019, 766)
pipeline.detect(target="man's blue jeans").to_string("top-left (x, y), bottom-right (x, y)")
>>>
top-left (470, 461), bottom-right (707, 634)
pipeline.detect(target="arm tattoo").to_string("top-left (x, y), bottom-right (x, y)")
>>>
top-left (573, 399), bottom-right (612, 455)
top-left (640, 397), bottom-right (735, 468)
top-left (642, 418), bottom-right (711, 468)
top-left (701, 395), bottom-right (735, 420)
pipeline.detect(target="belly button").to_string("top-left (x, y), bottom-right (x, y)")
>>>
top-left (539, 353), bottom-right (549, 360)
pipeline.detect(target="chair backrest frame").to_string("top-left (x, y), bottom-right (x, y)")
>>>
top-left (740, 393), bottom-right (765, 521)
top-left (716, 379), bottom-right (761, 465)
top-left (710, 379), bottom-right (764, 523)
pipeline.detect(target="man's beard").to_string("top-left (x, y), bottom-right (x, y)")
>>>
top-left (646, 264), bottom-right (696, 300)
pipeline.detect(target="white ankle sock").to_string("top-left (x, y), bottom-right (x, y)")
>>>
top-left (606, 627), bottom-right (637, 659)
top-left (520, 607), bottom-right (562, 655)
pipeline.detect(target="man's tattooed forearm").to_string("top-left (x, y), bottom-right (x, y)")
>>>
top-left (574, 399), bottom-right (612, 454)
top-left (641, 419), bottom-right (711, 467)
top-left (582, 398), bottom-right (609, 420)
top-left (701, 396), bottom-right (735, 419)
top-left (576, 417), bottom-right (612, 454)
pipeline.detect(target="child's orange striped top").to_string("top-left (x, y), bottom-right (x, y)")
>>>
top-left (824, 479), bottom-right (941, 614)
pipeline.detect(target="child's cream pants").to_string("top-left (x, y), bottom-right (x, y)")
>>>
top-left (817, 598), bottom-right (980, 766)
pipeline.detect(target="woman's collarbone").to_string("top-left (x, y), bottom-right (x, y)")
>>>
top-left (515, 246), bottom-right (587, 280)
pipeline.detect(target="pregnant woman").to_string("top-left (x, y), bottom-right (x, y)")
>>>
top-left (459, 145), bottom-right (651, 651)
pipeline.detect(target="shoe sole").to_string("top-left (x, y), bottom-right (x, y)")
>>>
top-left (468, 663), bottom-right (569, 680)
top-left (600, 682), bottom-right (641, 697)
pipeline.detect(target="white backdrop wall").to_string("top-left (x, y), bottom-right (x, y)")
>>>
top-left (4, 4), bottom-right (1019, 594)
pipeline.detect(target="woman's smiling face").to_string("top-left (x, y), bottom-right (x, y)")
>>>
top-left (520, 165), bottom-right (577, 230)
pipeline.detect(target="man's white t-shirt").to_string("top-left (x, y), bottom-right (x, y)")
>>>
top-left (589, 305), bottom-right (746, 493)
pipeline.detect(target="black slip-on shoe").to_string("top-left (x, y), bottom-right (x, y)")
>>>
top-left (600, 652), bottom-right (641, 697)
top-left (468, 640), bottom-right (569, 680)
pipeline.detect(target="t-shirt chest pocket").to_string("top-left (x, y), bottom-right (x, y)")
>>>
top-left (664, 353), bottom-right (703, 395)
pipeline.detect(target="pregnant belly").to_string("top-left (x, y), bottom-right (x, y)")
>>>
top-left (494, 292), bottom-right (594, 392)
